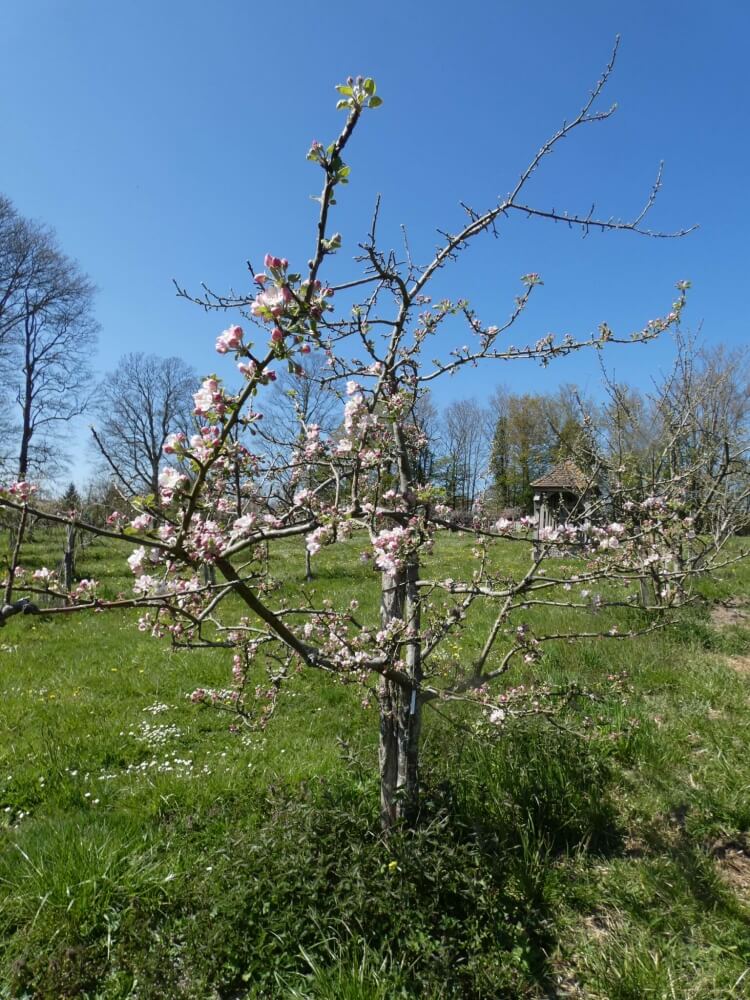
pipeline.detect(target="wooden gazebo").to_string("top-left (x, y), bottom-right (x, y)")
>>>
top-left (531, 460), bottom-right (594, 541)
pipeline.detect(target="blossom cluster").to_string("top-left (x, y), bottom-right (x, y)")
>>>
top-left (372, 523), bottom-right (423, 574)
top-left (69, 578), bottom-right (99, 603)
top-left (193, 377), bottom-right (227, 419)
top-left (0, 481), bottom-right (37, 501)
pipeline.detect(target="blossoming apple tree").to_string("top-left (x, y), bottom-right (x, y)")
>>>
top-left (3, 52), bottom-right (747, 827)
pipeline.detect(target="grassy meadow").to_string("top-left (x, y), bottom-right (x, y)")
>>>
top-left (1, 527), bottom-right (749, 998)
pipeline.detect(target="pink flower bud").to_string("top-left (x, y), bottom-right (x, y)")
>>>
top-left (254, 274), bottom-right (267, 285)
top-left (215, 324), bottom-right (243, 354)
top-left (300, 343), bottom-right (311, 354)
top-left (263, 253), bottom-right (274, 269)
top-left (271, 327), bottom-right (284, 344)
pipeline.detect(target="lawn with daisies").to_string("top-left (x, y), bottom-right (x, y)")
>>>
top-left (1, 527), bottom-right (750, 999)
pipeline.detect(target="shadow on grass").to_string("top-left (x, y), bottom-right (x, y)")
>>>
top-left (3, 721), bottom-right (624, 999)
top-left (634, 809), bottom-right (750, 925)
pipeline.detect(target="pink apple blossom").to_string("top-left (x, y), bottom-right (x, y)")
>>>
top-left (215, 324), bottom-right (244, 354)
top-left (7, 481), bottom-right (36, 501)
top-left (251, 286), bottom-right (287, 321)
top-left (158, 466), bottom-right (187, 499)
top-left (231, 513), bottom-right (258, 538)
top-left (163, 432), bottom-right (186, 455)
top-left (127, 547), bottom-right (147, 575)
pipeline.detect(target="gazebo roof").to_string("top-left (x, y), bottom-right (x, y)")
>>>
top-left (531, 460), bottom-right (591, 494)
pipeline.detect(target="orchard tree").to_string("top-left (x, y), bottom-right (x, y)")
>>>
top-left (255, 354), bottom-right (342, 579)
top-left (3, 52), bottom-right (746, 829)
top-left (598, 334), bottom-right (750, 536)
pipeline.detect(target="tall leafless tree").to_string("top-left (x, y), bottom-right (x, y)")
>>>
top-left (91, 353), bottom-right (197, 498)
top-left (0, 194), bottom-right (98, 479)
top-left (409, 390), bottom-right (439, 486)
top-left (257, 353), bottom-right (340, 492)
top-left (14, 293), bottom-right (97, 480)
top-left (437, 399), bottom-right (493, 510)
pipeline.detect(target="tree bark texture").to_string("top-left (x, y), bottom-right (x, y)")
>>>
top-left (378, 557), bottom-right (422, 829)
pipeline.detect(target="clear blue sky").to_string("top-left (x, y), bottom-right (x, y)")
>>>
top-left (3, 0), bottom-right (748, 482)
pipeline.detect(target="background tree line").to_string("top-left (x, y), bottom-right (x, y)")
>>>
top-left (2, 196), bottom-right (747, 535)
top-left (411, 338), bottom-right (749, 525)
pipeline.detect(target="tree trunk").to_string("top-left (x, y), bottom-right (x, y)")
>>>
top-left (63, 522), bottom-right (76, 592)
top-left (17, 354), bottom-right (33, 481)
top-left (378, 557), bottom-right (422, 829)
top-left (305, 546), bottom-right (313, 582)
top-left (150, 457), bottom-right (160, 502)
top-left (4, 505), bottom-right (27, 605)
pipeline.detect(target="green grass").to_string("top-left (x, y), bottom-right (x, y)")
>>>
top-left (1, 528), bottom-right (750, 997)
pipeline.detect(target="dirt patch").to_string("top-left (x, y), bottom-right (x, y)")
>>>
top-left (583, 909), bottom-right (620, 940)
top-left (710, 838), bottom-right (750, 901)
top-left (623, 834), bottom-right (647, 858)
top-left (724, 655), bottom-right (750, 676)
top-left (710, 599), bottom-right (749, 628)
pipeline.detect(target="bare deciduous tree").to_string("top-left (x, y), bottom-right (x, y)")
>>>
top-left (410, 390), bottom-right (439, 486)
top-left (91, 353), bottom-right (197, 498)
top-left (0, 194), bottom-right (98, 479)
top-left (438, 399), bottom-right (492, 511)
top-left (14, 294), bottom-right (97, 480)
top-left (256, 354), bottom-right (341, 500)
